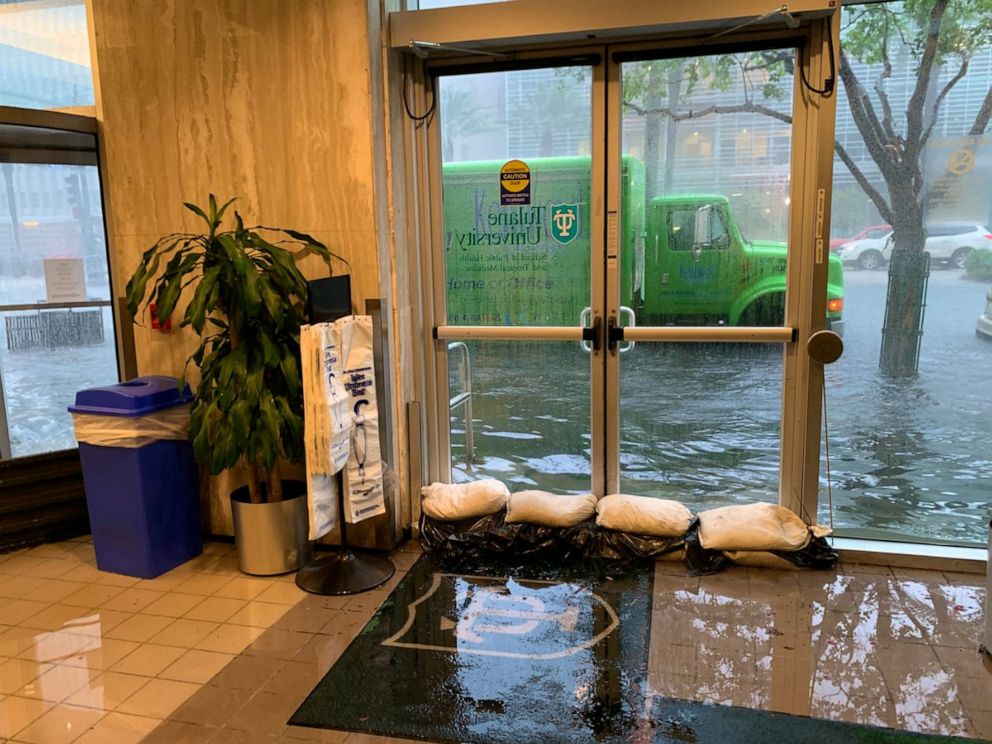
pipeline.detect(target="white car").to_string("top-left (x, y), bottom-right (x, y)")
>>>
top-left (883, 223), bottom-right (992, 270)
top-left (978, 286), bottom-right (992, 341)
top-left (842, 223), bottom-right (992, 270)
top-left (838, 231), bottom-right (892, 270)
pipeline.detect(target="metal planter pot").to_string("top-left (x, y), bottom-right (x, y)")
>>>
top-left (230, 481), bottom-right (312, 576)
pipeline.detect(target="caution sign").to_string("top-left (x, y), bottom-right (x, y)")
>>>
top-left (499, 159), bottom-right (531, 206)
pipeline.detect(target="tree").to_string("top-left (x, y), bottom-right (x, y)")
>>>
top-left (440, 87), bottom-right (497, 162)
top-left (622, 0), bottom-right (992, 376)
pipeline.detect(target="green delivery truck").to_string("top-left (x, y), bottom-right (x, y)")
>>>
top-left (442, 156), bottom-right (844, 331)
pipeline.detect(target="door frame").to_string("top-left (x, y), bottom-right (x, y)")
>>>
top-left (413, 13), bottom-right (839, 519)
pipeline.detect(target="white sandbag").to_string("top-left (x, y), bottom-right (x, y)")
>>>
top-left (698, 502), bottom-right (810, 552)
top-left (595, 494), bottom-right (692, 537)
top-left (301, 322), bottom-right (351, 540)
top-left (339, 316), bottom-right (387, 524)
top-left (72, 404), bottom-right (190, 448)
top-left (421, 479), bottom-right (510, 521)
top-left (505, 490), bottom-right (597, 528)
top-left (723, 551), bottom-right (800, 570)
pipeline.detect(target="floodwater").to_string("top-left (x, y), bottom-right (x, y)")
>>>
top-left (451, 269), bottom-right (992, 546)
top-left (2, 271), bottom-right (989, 545)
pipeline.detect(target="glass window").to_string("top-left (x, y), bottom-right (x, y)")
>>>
top-left (820, 2), bottom-right (992, 546)
top-left (0, 123), bottom-right (118, 459)
top-left (0, 0), bottom-right (94, 109)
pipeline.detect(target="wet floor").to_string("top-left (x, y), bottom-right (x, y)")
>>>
top-left (291, 555), bottom-right (992, 743)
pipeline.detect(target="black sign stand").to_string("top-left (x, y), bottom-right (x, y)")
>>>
top-left (295, 277), bottom-right (394, 595)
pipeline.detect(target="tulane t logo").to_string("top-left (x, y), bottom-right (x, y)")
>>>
top-left (549, 204), bottom-right (579, 244)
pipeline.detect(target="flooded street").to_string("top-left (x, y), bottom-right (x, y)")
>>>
top-left (1, 270), bottom-right (989, 545)
top-left (452, 269), bottom-right (992, 546)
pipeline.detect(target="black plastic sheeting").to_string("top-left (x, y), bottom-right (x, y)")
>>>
top-left (421, 511), bottom-right (839, 575)
top-left (420, 508), bottom-right (684, 563)
top-left (683, 518), bottom-right (839, 576)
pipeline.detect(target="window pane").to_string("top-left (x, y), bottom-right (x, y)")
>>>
top-left (0, 0), bottom-right (93, 109)
top-left (0, 162), bottom-right (117, 458)
top-left (620, 344), bottom-right (783, 509)
top-left (439, 66), bottom-right (592, 327)
top-left (821, 3), bottom-right (992, 545)
top-left (448, 341), bottom-right (591, 492)
top-left (617, 51), bottom-right (816, 329)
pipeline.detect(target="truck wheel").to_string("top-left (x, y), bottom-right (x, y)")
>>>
top-left (951, 247), bottom-right (972, 270)
top-left (857, 250), bottom-right (884, 271)
top-left (740, 294), bottom-right (785, 327)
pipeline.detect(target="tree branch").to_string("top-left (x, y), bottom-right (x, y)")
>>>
top-left (905, 0), bottom-right (948, 154)
top-left (623, 100), bottom-right (792, 125)
top-left (968, 82), bottom-right (992, 135)
top-left (921, 55), bottom-right (971, 148)
top-left (874, 28), bottom-right (897, 141)
top-left (838, 50), bottom-right (896, 171)
top-left (834, 141), bottom-right (894, 224)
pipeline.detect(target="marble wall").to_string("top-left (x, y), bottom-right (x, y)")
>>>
top-left (88, 0), bottom-right (404, 542)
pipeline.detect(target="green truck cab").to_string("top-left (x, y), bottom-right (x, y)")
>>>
top-left (441, 156), bottom-right (844, 331)
top-left (641, 194), bottom-right (845, 330)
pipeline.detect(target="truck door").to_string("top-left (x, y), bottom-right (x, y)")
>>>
top-left (648, 201), bottom-right (737, 323)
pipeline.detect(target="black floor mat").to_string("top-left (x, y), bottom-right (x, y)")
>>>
top-left (290, 554), bottom-right (982, 744)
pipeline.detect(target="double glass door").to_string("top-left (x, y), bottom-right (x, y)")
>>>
top-left (428, 30), bottom-right (836, 514)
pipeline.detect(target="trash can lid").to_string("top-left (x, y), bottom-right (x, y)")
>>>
top-left (69, 376), bottom-right (193, 416)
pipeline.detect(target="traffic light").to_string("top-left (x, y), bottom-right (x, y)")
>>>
top-left (64, 172), bottom-right (82, 218)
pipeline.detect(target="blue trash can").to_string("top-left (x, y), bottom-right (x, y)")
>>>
top-left (69, 376), bottom-right (202, 578)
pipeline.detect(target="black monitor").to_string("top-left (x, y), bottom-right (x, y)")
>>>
top-left (307, 275), bottom-right (352, 323)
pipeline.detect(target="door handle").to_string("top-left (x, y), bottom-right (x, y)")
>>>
top-left (618, 305), bottom-right (636, 353)
top-left (607, 315), bottom-right (623, 353)
top-left (581, 313), bottom-right (602, 353)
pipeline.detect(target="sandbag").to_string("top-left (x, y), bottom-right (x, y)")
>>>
top-left (505, 490), bottom-right (597, 528)
top-left (698, 502), bottom-right (811, 552)
top-left (596, 494), bottom-right (692, 537)
top-left (722, 551), bottom-right (800, 570)
top-left (421, 479), bottom-right (510, 521)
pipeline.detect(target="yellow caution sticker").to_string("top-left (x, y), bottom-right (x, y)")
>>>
top-left (500, 160), bottom-right (531, 205)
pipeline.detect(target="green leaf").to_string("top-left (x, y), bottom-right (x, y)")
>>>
top-left (184, 202), bottom-right (210, 225)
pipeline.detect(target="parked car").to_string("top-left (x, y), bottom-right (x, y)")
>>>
top-left (838, 230), bottom-right (893, 270)
top-left (842, 223), bottom-right (992, 271)
top-left (830, 224), bottom-right (891, 252)
top-left (884, 223), bottom-right (992, 270)
top-left (977, 286), bottom-right (992, 341)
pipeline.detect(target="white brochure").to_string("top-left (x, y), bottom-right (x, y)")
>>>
top-left (338, 315), bottom-right (387, 524)
top-left (301, 322), bottom-right (351, 539)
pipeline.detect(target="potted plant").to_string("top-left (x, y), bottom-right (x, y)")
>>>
top-left (125, 195), bottom-right (346, 574)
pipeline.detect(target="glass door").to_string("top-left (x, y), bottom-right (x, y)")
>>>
top-left (604, 37), bottom-right (839, 514)
top-left (431, 57), bottom-right (605, 494)
top-left (610, 48), bottom-right (797, 510)
top-left (425, 22), bottom-right (839, 515)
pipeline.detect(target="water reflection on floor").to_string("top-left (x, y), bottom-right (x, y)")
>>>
top-left (647, 562), bottom-right (992, 739)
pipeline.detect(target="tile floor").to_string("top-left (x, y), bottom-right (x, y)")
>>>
top-left (0, 536), bottom-right (989, 743)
